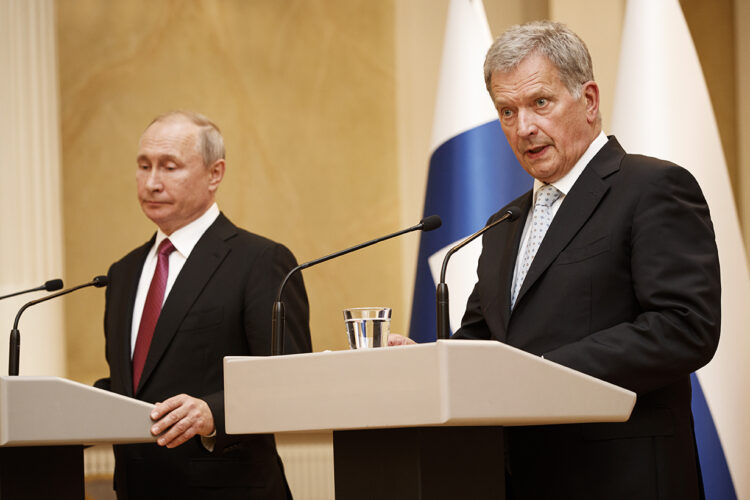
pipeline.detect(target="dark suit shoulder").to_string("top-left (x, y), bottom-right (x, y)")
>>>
top-left (108, 237), bottom-right (154, 276)
top-left (614, 144), bottom-right (696, 178)
top-left (617, 153), bottom-right (705, 201)
top-left (214, 214), bottom-right (300, 266)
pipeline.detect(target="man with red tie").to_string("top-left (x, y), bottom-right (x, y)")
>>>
top-left (95, 111), bottom-right (311, 499)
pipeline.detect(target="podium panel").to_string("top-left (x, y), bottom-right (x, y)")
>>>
top-left (0, 376), bottom-right (155, 446)
top-left (0, 446), bottom-right (83, 500)
top-left (224, 339), bottom-right (636, 499)
top-left (334, 427), bottom-right (505, 500)
top-left (224, 339), bottom-right (635, 434)
top-left (0, 376), bottom-right (155, 499)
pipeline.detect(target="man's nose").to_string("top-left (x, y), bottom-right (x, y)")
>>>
top-left (517, 109), bottom-right (538, 137)
top-left (145, 169), bottom-right (163, 190)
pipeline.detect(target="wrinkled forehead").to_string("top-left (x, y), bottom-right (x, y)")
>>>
top-left (490, 54), bottom-right (562, 97)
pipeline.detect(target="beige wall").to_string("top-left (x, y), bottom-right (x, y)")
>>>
top-left (58, 0), bottom-right (398, 384)
top-left (57, 0), bottom-right (747, 384)
top-left (736, 0), bottom-right (750, 247)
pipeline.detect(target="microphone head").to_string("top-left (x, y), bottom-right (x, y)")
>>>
top-left (92, 275), bottom-right (109, 288)
top-left (506, 206), bottom-right (522, 221)
top-left (44, 279), bottom-right (64, 292)
top-left (420, 215), bottom-right (442, 232)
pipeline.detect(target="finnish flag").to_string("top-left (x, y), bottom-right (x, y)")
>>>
top-left (408, 0), bottom-right (531, 343)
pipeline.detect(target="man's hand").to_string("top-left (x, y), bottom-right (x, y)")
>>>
top-left (150, 394), bottom-right (215, 448)
top-left (388, 333), bottom-right (416, 346)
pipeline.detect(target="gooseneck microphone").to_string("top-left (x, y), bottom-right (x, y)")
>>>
top-left (436, 207), bottom-right (521, 340)
top-left (0, 279), bottom-right (64, 301)
top-left (271, 215), bottom-right (442, 355)
top-left (9, 275), bottom-right (109, 376)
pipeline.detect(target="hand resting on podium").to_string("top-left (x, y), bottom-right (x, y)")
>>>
top-left (149, 394), bottom-right (216, 448)
top-left (387, 333), bottom-right (416, 346)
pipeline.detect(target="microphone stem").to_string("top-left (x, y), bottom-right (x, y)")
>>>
top-left (0, 286), bottom-right (42, 301)
top-left (436, 209), bottom-right (517, 340)
top-left (271, 220), bottom-right (429, 356)
top-left (439, 210), bottom-right (514, 284)
top-left (436, 283), bottom-right (450, 340)
top-left (8, 277), bottom-right (107, 375)
top-left (275, 223), bottom-right (421, 303)
top-left (13, 281), bottom-right (94, 330)
top-left (9, 328), bottom-right (19, 376)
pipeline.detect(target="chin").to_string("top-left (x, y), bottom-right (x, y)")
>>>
top-left (142, 208), bottom-right (172, 225)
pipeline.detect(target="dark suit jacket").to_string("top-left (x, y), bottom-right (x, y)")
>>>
top-left (455, 137), bottom-right (720, 500)
top-left (95, 213), bottom-right (312, 500)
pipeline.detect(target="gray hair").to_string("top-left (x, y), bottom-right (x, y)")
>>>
top-left (147, 110), bottom-right (225, 166)
top-left (484, 21), bottom-right (594, 99)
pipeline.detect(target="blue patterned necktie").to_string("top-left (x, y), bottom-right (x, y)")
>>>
top-left (511, 184), bottom-right (562, 308)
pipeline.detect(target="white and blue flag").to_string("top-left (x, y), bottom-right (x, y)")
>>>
top-left (612, 1), bottom-right (750, 497)
top-left (408, 0), bottom-right (531, 343)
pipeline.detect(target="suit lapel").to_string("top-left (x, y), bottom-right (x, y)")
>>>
top-left (513, 138), bottom-right (624, 308)
top-left (115, 239), bottom-right (153, 397)
top-left (494, 194), bottom-right (532, 331)
top-left (134, 214), bottom-right (236, 395)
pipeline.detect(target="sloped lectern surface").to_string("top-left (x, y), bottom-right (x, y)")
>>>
top-left (224, 339), bottom-right (636, 434)
top-left (0, 376), bottom-right (155, 446)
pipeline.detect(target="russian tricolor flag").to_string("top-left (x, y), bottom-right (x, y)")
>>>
top-left (612, 1), bottom-right (750, 497)
top-left (408, 0), bottom-right (531, 343)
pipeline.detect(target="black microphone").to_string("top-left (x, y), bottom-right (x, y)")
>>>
top-left (0, 279), bottom-right (64, 301)
top-left (271, 215), bottom-right (442, 355)
top-left (436, 207), bottom-right (521, 340)
top-left (8, 275), bottom-right (109, 376)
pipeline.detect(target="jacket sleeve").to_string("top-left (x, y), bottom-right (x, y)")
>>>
top-left (543, 164), bottom-right (721, 394)
top-left (205, 241), bottom-right (311, 453)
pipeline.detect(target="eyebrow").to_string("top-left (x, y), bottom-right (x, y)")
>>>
top-left (136, 153), bottom-right (180, 164)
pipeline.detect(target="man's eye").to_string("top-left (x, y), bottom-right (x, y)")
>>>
top-left (536, 98), bottom-right (548, 106)
top-left (138, 164), bottom-right (150, 170)
top-left (501, 109), bottom-right (513, 118)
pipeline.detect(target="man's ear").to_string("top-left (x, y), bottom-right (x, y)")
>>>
top-left (208, 159), bottom-right (225, 192)
top-left (582, 81), bottom-right (600, 124)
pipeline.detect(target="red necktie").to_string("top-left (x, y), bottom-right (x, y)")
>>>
top-left (132, 238), bottom-right (176, 392)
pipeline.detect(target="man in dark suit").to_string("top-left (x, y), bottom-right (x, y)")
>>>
top-left (95, 110), bottom-right (312, 499)
top-left (463, 21), bottom-right (721, 499)
top-left (392, 21), bottom-right (720, 499)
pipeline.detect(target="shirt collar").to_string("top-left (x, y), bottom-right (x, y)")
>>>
top-left (533, 131), bottom-right (609, 197)
top-left (153, 203), bottom-right (220, 259)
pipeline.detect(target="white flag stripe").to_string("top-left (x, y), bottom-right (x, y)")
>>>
top-left (422, 0), bottom-right (497, 336)
top-left (430, 0), bottom-right (496, 151)
top-left (611, 0), bottom-right (750, 496)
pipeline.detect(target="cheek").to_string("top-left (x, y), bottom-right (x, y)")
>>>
top-left (500, 124), bottom-right (518, 145)
top-left (135, 176), bottom-right (147, 193)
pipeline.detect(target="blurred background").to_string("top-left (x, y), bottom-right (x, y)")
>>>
top-left (3, 0), bottom-right (745, 383)
top-left (1, 0), bottom-right (747, 498)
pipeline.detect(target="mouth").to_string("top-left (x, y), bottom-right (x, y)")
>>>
top-left (142, 200), bottom-right (169, 207)
top-left (525, 144), bottom-right (549, 158)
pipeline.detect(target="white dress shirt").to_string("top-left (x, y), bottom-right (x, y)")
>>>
top-left (130, 203), bottom-right (221, 357)
top-left (511, 132), bottom-right (608, 298)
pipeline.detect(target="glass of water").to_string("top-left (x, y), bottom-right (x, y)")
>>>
top-left (343, 307), bottom-right (392, 349)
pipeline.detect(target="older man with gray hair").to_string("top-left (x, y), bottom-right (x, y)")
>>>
top-left (96, 110), bottom-right (312, 499)
top-left (467, 19), bottom-right (720, 500)
top-left (393, 20), bottom-right (721, 500)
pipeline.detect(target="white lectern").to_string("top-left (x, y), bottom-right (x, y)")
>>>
top-left (224, 339), bottom-right (636, 499)
top-left (0, 376), bottom-right (155, 499)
